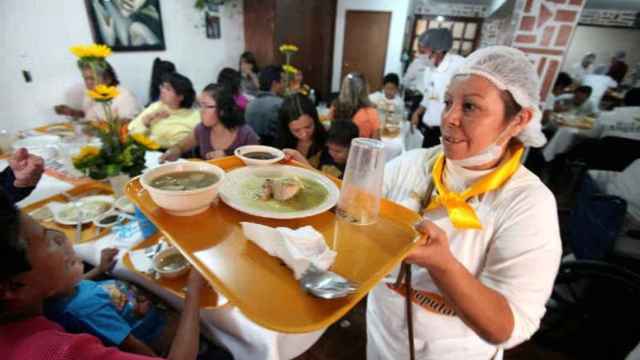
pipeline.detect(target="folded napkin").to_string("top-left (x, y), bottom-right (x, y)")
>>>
top-left (241, 222), bottom-right (337, 279)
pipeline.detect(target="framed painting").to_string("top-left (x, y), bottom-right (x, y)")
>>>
top-left (85, 0), bottom-right (166, 51)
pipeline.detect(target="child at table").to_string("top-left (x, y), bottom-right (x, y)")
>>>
top-left (284, 120), bottom-right (359, 179)
top-left (44, 248), bottom-right (175, 357)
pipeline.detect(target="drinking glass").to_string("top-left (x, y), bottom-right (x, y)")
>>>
top-left (336, 138), bottom-right (385, 225)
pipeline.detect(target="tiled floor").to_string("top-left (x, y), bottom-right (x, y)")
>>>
top-left (293, 298), bottom-right (574, 360)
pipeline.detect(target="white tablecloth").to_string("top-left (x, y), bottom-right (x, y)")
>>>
top-left (542, 126), bottom-right (599, 162)
top-left (8, 153), bottom-right (324, 360)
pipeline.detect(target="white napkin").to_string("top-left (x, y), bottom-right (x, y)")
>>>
top-left (241, 222), bottom-right (337, 279)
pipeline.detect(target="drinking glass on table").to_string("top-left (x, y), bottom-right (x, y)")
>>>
top-left (336, 138), bottom-right (385, 225)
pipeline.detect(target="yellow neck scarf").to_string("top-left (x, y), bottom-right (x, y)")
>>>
top-left (425, 143), bottom-right (525, 229)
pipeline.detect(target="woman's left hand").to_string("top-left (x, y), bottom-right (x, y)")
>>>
top-left (405, 219), bottom-right (456, 273)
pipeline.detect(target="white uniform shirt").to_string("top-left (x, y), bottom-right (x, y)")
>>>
top-left (570, 63), bottom-right (594, 83)
top-left (83, 86), bottom-right (142, 121)
top-left (581, 74), bottom-right (618, 108)
top-left (420, 53), bottom-right (467, 127)
top-left (404, 56), bottom-right (432, 91)
top-left (367, 146), bottom-right (562, 360)
top-left (596, 106), bottom-right (640, 142)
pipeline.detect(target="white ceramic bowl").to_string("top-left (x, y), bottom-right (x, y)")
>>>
top-left (140, 161), bottom-right (225, 216)
top-left (234, 145), bottom-right (284, 166)
top-left (152, 247), bottom-right (190, 279)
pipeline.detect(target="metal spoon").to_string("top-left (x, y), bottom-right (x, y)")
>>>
top-left (300, 264), bottom-right (359, 299)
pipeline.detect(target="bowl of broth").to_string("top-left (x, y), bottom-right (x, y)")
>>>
top-left (235, 145), bottom-right (285, 166)
top-left (140, 161), bottom-right (225, 216)
top-left (152, 247), bottom-right (190, 279)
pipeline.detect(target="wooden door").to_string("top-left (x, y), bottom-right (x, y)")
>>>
top-left (341, 10), bottom-right (391, 92)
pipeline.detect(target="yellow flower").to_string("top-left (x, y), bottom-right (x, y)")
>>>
top-left (283, 64), bottom-right (299, 74)
top-left (279, 44), bottom-right (299, 53)
top-left (70, 44), bottom-right (112, 59)
top-left (131, 132), bottom-right (160, 150)
top-left (88, 85), bottom-right (120, 102)
top-left (72, 145), bottom-right (101, 164)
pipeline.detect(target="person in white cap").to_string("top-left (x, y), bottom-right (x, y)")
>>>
top-left (569, 52), bottom-right (596, 83)
top-left (367, 46), bottom-right (561, 360)
top-left (409, 28), bottom-right (467, 148)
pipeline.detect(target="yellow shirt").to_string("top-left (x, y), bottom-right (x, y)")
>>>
top-left (128, 101), bottom-right (200, 149)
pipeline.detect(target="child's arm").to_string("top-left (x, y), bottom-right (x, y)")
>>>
top-left (85, 248), bottom-right (119, 280)
top-left (120, 334), bottom-right (158, 357)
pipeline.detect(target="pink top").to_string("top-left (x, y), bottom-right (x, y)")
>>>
top-left (234, 94), bottom-right (249, 111)
top-left (0, 316), bottom-right (161, 360)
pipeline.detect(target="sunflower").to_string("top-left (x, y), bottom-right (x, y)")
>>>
top-left (88, 85), bottom-right (120, 102)
top-left (70, 44), bottom-right (112, 59)
top-left (131, 132), bottom-right (160, 150)
top-left (283, 64), bottom-right (299, 74)
top-left (279, 44), bottom-right (299, 53)
top-left (72, 145), bottom-right (101, 164)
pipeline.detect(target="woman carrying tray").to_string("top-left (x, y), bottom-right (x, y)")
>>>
top-left (367, 46), bottom-right (562, 359)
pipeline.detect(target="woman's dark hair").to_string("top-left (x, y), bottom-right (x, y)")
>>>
top-left (149, 58), bottom-right (176, 104)
top-left (0, 193), bottom-right (31, 284)
top-left (202, 83), bottom-right (245, 129)
top-left (277, 93), bottom-right (327, 156)
top-left (239, 51), bottom-right (259, 74)
top-left (217, 68), bottom-right (242, 96)
top-left (575, 86), bottom-right (593, 97)
top-left (554, 72), bottom-right (573, 90)
top-left (624, 87), bottom-right (640, 106)
top-left (80, 61), bottom-right (120, 86)
top-left (161, 72), bottom-right (196, 108)
top-left (500, 90), bottom-right (523, 121)
top-left (327, 120), bottom-right (359, 148)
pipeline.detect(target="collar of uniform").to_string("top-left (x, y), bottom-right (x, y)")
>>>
top-left (435, 53), bottom-right (454, 73)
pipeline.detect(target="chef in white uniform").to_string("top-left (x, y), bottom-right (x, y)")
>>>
top-left (410, 28), bottom-right (467, 148)
top-left (367, 46), bottom-right (562, 360)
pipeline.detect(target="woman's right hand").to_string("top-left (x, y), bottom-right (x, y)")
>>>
top-left (160, 147), bottom-right (181, 163)
top-left (283, 148), bottom-right (306, 163)
top-left (144, 110), bottom-right (170, 127)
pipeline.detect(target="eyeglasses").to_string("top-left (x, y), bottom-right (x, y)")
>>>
top-left (196, 102), bottom-right (217, 110)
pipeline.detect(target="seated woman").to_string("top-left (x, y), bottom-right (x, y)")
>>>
top-left (217, 68), bottom-right (249, 111)
top-left (331, 72), bottom-right (381, 139)
top-left (161, 84), bottom-right (259, 162)
top-left (54, 62), bottom-right (141, 123)
top-left (128, 73), bottom-right (200, 149)
top-left (286, 120), bottom-right (359, 179)
top-left (239, 51), bottom-right (260, 98)
top-left (276, 93), bottom-right (327, 168)
top-left (0, 193), bottom-right (206, 360)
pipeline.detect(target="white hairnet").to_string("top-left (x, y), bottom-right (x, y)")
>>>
top-left (453, 46), bottom-right (547, 148)
top-left (418, 28), bottom-right (454, 52)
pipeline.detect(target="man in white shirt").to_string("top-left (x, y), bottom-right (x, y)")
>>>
top-left (409, 28), bottom-right (466, 148)
top-left (403, 33), bottom-right (434, 92)
top-left (581, 71), bottom-right (618, 109)
top-left (555, 86), bottom-right (598, 116)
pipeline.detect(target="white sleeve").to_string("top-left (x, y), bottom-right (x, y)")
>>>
top-left (478, 184), bottom-right (562, 349)
top-left (383, 154), bottom-right (405, 199)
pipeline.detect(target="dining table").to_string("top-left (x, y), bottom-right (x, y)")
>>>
top-left (542, 113), bottom-right (600, 162)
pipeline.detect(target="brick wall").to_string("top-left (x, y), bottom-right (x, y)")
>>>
top-left (512, 0), bottom-right (586, 101)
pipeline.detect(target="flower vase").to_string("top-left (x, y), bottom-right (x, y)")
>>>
top-left (107, 173), bottom-right (130, 198)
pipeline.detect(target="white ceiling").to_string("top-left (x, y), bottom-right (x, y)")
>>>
top-left (585, 0), bottom-right (640, 11)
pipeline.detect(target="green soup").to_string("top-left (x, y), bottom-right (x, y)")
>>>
top-left (239, 177), bottom-right (328, 213)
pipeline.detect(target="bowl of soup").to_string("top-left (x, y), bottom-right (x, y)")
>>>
top-left (140, 161), bottom-right (225, 216)
top-left (235, 145), bottom-right (284, 166)
top-left (152, 247), bottom-right (190, 279)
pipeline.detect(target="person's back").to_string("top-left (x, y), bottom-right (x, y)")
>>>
top-left (582, 73), bottom-right (617, 107)
top-left (2, 316), bottom-right (158, 360)
top-left (245, 65), bottom-right (285, 146)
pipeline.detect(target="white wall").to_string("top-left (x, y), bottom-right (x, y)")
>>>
top-left (0, 0), bottom-right (245, 135)
top-left (331, 0), bottom-right (410, 92)
top-left (563, 25), bottom-right (640, 77)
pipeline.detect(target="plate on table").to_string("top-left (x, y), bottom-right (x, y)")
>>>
top-left (219, 165), bottom-right (340, 219)
top-left (53, 195), bottom-right (115, 225)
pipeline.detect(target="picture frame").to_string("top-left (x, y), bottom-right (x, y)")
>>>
top-left (205, 13), bottom-right (221, 39)
top-left (84, 0), bottom-right (166, 52)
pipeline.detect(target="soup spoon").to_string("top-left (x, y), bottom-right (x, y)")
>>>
top-left (300, 264), bottom-right (359, 299)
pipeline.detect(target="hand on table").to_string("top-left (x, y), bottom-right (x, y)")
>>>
top-left (404, 219), bottom-right (455, 273)
top-left (98, 247), bottom-right (119, 274)
top-left (10, 148), bottom-right (44, 188)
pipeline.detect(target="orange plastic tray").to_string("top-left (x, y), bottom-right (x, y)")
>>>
top-left (125, 156), bottom-right (421, 333)
top-left (122, 233), bottom-right (220, 309)
top-left (22, 182), bottom-right (113, 244)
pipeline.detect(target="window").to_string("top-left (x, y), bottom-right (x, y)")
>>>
top-left (410, 16), bottom-right (482, 57)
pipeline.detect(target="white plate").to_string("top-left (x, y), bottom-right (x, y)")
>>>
top-left (12, 135), bottom-right (61, 151)
top-left (219, 165), bottom-right (340, 219)
top-left (52, 195), bottom-right (115, 225)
